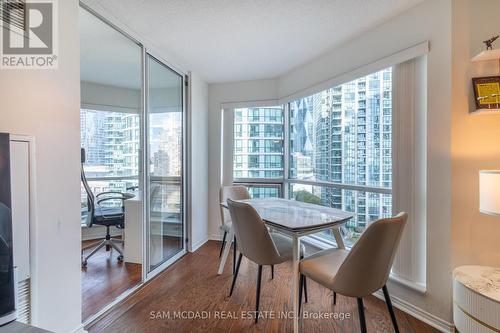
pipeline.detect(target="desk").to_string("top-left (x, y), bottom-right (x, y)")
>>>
top-left (124, 192), bottom-right (143, 264)
top-left (219, 197), bottom-right (353, 333)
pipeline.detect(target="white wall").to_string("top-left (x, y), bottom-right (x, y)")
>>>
top-left (451, 0), bottom-right (500, 270)
top-left (0, 0), bottom-right (82, 332)
top-left (81, 81), bottom-right (140, 113)
top-left (208, 0), bottom-right (453, 327)
top-left (189, 72), bottom-right (210, 251)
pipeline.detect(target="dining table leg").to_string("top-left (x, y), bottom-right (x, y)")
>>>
top-left (332, 227), bottom-right (345, 249)
top-left (217, 227), bottom-right (235, 275)
top-left (292, 234), bottom-right (300, 333)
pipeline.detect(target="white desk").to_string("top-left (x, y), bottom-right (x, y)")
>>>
top-left (219, 197), bottom-right (353, 333)
top-left (124, 192), bottom-right (143, 264)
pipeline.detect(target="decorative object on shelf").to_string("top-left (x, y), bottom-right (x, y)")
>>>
top-left (453, 266), bottom-right (500, 332)
top-left (483, 35), bottom-right (499, 50)
top-left (472, 76), bottom-right (500, 110)
top-left (469, 36), bottom-right (500, 114)
top-left (479, 170), bottom-right (500, 216)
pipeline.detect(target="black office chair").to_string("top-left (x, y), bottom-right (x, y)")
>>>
top-left (81, 148), bottom-right (128, 268)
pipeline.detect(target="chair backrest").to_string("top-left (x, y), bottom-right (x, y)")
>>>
top-left (219, 186), bottom-right (251, 227)
top-left (81, 148), bottom-right (94, 228)
top-left (332, 212), bottom-right (407, 297)
top-left (227, 199), bottom-right (282, 265)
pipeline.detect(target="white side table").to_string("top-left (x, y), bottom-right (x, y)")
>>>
top-left (453, 265), bottom-right (500, 332)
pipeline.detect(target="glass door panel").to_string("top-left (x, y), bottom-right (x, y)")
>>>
top-left (146, 55), bottom-right (184, 272)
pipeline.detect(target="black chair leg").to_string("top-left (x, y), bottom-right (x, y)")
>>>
top-left (383, 285), bottom-right (400, 333)
top-left (219, 231), bottom-right (227, 258)
top-left (271, 265), bottom-right (274, 279)
top-left (229, 253), bottom-right (243, 296)
top-left (357, 298), bottom-right (367, 333)
top-left (303, 275), bottom-right (308, 303)
top-left (233, 237), bottom-right (237, 274)
top-left (255, 265), bottom-right (263, 323)
top-left (299, 274), bottom-right (304, 312)
top-left (333, 292), bottom-right (337, 305)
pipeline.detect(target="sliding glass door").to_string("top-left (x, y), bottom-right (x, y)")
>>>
top-left (146, 54), bottom-right (185, 274)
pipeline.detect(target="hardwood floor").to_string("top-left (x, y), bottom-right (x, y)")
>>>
top-left (86, 241), bottom-right (438, 333)
top-left (81, 238), bottom-right (142, 321)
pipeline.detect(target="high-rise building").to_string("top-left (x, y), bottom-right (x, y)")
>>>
top-left (290, 68), bottom-right (393, 231)
top-left (233, 107), bottom-right (284, 179)
top-left (80, 109), bottom-right (140, 197)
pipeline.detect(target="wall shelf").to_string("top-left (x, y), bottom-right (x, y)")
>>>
top-left (471, 49), bottom-right (500, 62)
top-left (470, 108), bottom-right (500, 115)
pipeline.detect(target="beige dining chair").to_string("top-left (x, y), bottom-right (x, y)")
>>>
top-left (219, 185), bottom-right (251, 274)
top-left (227, 199), bottom-right (307, 323)
top-left (299, 212), bottom-right (407, 333)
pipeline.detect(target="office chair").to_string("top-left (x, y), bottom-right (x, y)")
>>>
top-left (81, 148), bottom-right (128, 268)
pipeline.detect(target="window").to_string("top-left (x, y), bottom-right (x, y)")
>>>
top-left (288, 68), bottom-right (392, 246)
top-left (224, 57), bottom-right (426, 289)
top-left (80, 109), bottom-right (140, 220)
top-left (232, 106), bottom-right (284, 198)
top-left (227, 69), bottom-right (393, 245)
top-left (233, 106), bottom-right (284, 180)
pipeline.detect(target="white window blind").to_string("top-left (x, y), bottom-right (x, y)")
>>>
top-left (391, 56), bottom-right (427, 291)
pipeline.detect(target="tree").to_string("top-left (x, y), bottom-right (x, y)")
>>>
top-left (294, 190), bottom-right (322, 205)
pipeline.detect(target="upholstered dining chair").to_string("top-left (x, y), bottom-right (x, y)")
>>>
top-left (219, 186), bottom-right (251, 273)
top-left (226, 199), bottom-right (307, 323)
top-left (299, 212), bottom-right (407, 333)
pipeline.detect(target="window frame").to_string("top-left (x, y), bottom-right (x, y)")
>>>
top-left (231, 69), bottom-right (394, 207)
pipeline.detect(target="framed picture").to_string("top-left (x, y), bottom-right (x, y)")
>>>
top-left (472, 76), bottom-right (500, 110)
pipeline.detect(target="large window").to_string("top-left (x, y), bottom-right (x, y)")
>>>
top-left (228, 68), bottom-right (393, 244)
top-left (288, 68), bottom-right (393, 245)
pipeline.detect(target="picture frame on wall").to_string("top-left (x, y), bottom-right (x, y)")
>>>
top-left (472, 76), bottom-right (500, 110)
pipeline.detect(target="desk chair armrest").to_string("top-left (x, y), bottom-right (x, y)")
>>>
top-left (96, 191), bottom-right (128, 198)
top-left (96, 198), bottom-right (126, 220)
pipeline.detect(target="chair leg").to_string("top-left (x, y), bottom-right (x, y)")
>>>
top-left (219, 231), bottom-right (227, 258)
top-left (303, 275), bottom-right (308, 303)
top-left (383, 285), bottom-right (400, 333)
top-left (299, 274), bottom-right (304, 312)
top-left (357, 298), bottom-right (367, 333)
top-left (229, 253), bottom-right (243, 296)
top-left (233, 237), bottom-right (237, 275)
top-left (271, 265), bottom-right (274, 280)
top-left (255, 265), bottom-right (263, 323)
top-left (333, 292), bottom-right (337, 305)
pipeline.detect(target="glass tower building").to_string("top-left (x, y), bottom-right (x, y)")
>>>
top-left (290, 68), bottom-right (393, 233)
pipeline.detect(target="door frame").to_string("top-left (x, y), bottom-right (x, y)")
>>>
top-left (79, 1), bottom-right (190, 327)
top-left (142, 49), bottom-right (188, 282)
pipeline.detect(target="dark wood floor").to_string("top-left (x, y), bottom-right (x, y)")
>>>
top-left (86, 241), bottom-right (439, 333)
top-left (82, 238), bottom-right (142, 321)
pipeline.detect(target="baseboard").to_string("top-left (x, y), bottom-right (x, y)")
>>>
top-left (373, 290), bottom-right (454, 333)
top-left (209, 233), bottom-right (223, 241)
top-left (190, 236), bottom-right (209, 252)
top-left (71, 324), bottom-right (87, 333)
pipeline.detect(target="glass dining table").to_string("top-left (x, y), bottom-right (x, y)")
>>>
top-left (219, 197), bottom-right (353, 332)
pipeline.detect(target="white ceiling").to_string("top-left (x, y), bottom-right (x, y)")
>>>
top-left (83, 0), bottom-right (423, 84)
